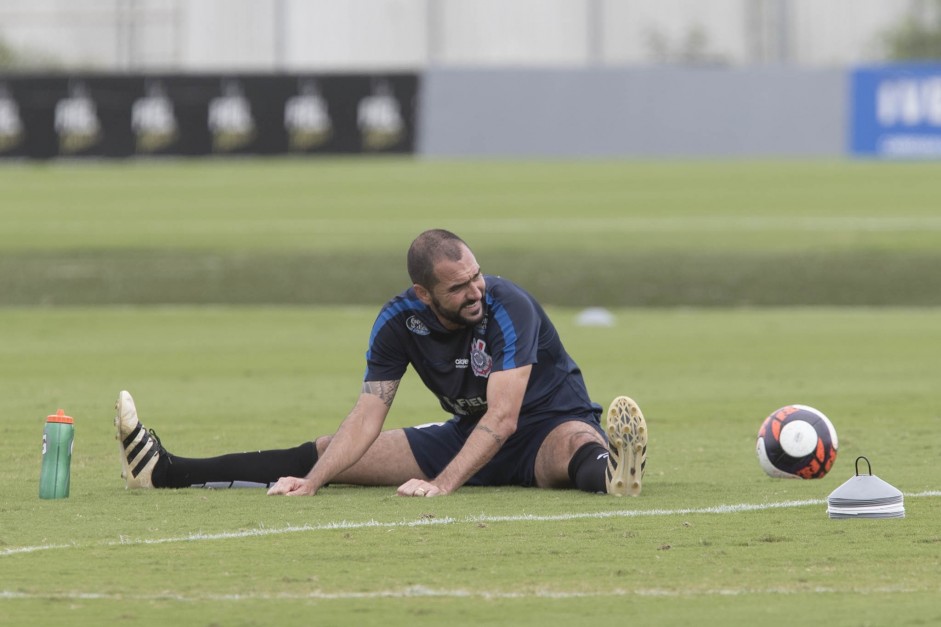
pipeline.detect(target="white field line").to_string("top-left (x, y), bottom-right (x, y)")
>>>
top-left (378, 216), bottom-right (941, 233)
top-left (81, 216), bottom-right (941, 238)
top-left (3, 491), bottom-right (939, 560)
top-left (1, 583), bottom-right (938, 602)
top-left (478, 216), bottom-right (941, 233)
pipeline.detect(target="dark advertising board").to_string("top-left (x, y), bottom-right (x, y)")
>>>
top-left (0, 73), bottom-right (419, 159)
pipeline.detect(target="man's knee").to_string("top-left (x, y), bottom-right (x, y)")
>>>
top-left (544, 420), bottom-right (604, 456)
top-left (534, 420), bottom-right (605, 488)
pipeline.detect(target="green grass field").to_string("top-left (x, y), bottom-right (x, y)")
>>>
top-left (2, 158), bottom-right (941, 306)
top-left (1, 159), bottom-right (940, 626)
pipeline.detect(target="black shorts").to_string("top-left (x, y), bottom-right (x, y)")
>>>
top-left (403, 405), bottom-right (604, 488)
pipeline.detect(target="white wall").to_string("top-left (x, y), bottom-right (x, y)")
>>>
top-left (285, 0), bottom-right (428, 70)
top-left (0, 0), bottom-right (924, 71)
top-left (181, 0), bottom-right (277, 70)
top-left (791, 0), bottom-right (906, 65)
top-left (603, 0), bottom-right (752, 65)
top-left (432, 0), bottom-right (590, 66)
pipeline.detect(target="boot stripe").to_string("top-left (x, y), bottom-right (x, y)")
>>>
top-left (122, 422), bottom-right (144, 449)
top-left (131, 446), bottom-right (158, 478)
top-left (127, 431), bottom-right (152, 463)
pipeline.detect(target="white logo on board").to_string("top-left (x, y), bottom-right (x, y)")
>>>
top-left (0, 83), bottom-right (23, 152)
top-left (209, 80), bottom-right (255, 152)
top-left (54, 82), bottom-right (101, 153)
top-left (357, 80), bottom-right (403, 150)
top-left (285, 79), bottom-right (332, 150)
top-left (132, 81), bottom-right (178, 152)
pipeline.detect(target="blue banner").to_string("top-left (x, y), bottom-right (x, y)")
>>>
top-left (851, 64), bottom-right (941, 158)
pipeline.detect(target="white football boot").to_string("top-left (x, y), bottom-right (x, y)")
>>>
top-left (605, 396), bottom-right (647, 497)
top-left (114, 390), bottom-right (163, 489)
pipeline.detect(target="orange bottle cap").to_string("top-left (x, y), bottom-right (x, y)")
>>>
top-left (46, 408), bottom-right (74, 424)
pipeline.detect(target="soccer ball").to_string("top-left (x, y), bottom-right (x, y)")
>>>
top-left (756, 404), bottom-right (838, 479)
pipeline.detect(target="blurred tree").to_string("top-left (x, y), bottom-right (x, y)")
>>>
top-left (0, 35), bottom-right (61, 69)
top-left (0, 37), bottom-right (17, 68)
top-left (645, 24), bottom-right (728, 66)
top-left (884, 0), bottom-right (941, 60)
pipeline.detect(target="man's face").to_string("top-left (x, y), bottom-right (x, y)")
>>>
top-left (417, 245), bottom-right (486, 330)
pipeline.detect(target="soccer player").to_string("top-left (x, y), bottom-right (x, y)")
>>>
top-left (115, 229), bottom-right (647, 497)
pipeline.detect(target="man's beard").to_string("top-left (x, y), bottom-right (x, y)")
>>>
top-left (430, 294), bottom-right (483, 328)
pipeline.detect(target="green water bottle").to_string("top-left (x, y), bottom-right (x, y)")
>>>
top-left (39, 409), bottom-right (74, 499)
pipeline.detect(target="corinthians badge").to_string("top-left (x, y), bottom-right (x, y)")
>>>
top-left (470, 339), bottom-right (492, 378)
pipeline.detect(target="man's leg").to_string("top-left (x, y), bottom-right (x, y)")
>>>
top-left (534, 419), bottom-right (607, 490)
top-left (314, 430), bottom-right (428, 486)
top-left (116, 390), bottom-right (319, 489)
top-left (158, 443), bottom-right (318, 488)
top-left (534, 396), bottom-right (647, 496)
top-left (116, 390), bottom-right (426, 489)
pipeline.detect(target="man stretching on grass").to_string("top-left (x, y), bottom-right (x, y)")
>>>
top-left (115, 229), bottom-right (647, 497)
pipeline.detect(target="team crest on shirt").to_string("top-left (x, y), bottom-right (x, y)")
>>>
top-left (406, 315), bottom-right (430, 336)
top-left (470, 339), bottom-right (492, 378)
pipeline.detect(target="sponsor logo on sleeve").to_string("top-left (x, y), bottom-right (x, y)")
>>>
top-left (406, 315), bottom-right (430, 336)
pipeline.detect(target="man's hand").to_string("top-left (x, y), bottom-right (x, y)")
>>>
top-left (267, 476), bottom-right (317, 496)
top-left (397, 478), bottom-right (445, 498)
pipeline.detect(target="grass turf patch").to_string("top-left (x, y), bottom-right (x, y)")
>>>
top-left (2, 158), bottom-right (940, 624)
top-left (1, 306), bottom-right (939, 626)
top-left (2, 158), bottom-right (940, 307)
top-left (2, 248), bottom-right (940, 306)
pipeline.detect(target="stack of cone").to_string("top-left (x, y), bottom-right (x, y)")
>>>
top-left (827, 456), bottom-right (905, 519)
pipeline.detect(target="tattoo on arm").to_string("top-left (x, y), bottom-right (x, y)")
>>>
top-left (474, 424), bottom-right (505, 445)
top-left (362, 380), bottom-right (400, 408)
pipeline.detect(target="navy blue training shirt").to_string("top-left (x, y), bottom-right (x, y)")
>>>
top-left (364, 275), bottom-right (595, 425)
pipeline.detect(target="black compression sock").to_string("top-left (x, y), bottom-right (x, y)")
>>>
top-left (154, 441), bottom-right (318, 488)
top-left (567, 442), bottom-right (609, 494)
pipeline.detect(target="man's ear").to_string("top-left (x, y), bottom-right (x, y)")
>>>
top-left (413, 283), bottom-right (432, 305)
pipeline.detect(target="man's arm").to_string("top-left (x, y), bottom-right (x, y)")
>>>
top-left (267, 380), bottom-right (398, 496)
top-left (407, 364), bottom-right (531, 496)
